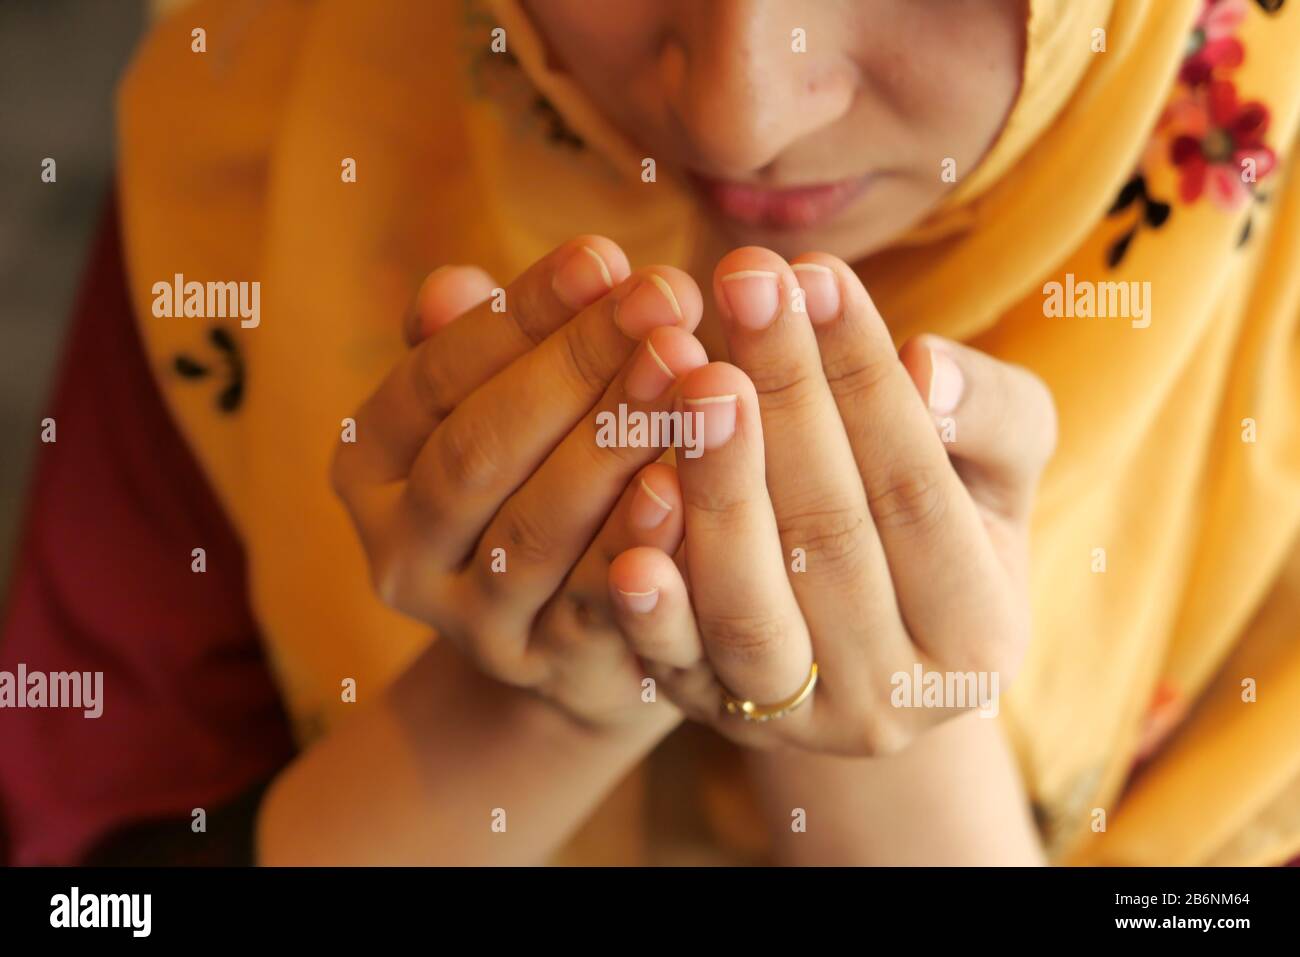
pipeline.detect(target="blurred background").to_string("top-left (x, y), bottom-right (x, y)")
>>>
top-left (0, 1), bottom-right (149, 592)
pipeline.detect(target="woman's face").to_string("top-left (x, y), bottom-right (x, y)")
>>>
top-left (523, 0), bottom-right (1026, 261)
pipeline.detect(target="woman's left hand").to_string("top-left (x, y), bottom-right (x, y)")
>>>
top-left (608, 248), bottom-right (1057, 755)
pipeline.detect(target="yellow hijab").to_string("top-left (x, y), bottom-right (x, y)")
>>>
top-left (117, 0), bottom-right (1300, 865)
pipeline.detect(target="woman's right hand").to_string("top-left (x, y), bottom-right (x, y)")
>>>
top-left (605, 248), bottom-right (1055, 757)
top-left (331, 237), bottom-right (708, 731)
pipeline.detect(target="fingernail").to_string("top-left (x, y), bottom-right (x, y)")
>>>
top-left (927, 347), bottom-right (964, 414)
top-left (617, 587), bottom-right (660, 614)
top-left (629, 477), bottom-right (673, 530)
top-left (615, 274), bottom-right (683, 339)
top-left (552, 245), bottom-right (614, 310)
top-left (720, 270), bottom-right (780, 330)
top-left (625, 339), bottom-right (677, 402)
top-left (791, 263), bottom-right (840, 324)
top-left (683, 394), bottom-right (738, 449)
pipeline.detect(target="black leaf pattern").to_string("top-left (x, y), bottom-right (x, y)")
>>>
top-left (170, 324), bottom-right (245, 412)
top-left (218, 379), bottom-right (244, 413)
top-left (1107, 228), bottom-right (1137, 269)
top-left (1108, 175), bottom-right (1147, 215)
top-left (174, 355), bottom-right (209, 378)
top-left (209, 326), bottom-right (236, 354)
top-left (1144, 200), bottom-right (1172, 229)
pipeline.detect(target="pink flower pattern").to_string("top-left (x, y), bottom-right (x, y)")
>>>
top-left (1105, 0), bottom-right (1283, 266)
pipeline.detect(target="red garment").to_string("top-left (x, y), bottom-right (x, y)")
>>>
top-left (0, 199), bottom-right (293, 865)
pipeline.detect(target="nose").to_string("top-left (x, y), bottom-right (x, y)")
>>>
top-left (659, 1), bottom-right (855, 178)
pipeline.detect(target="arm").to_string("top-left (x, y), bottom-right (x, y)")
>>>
top-left (262, 238), bottom-right (706, 866)
top-left (746, 712), bottom-right (1045, 866)
top-left (256, 636), bottom-right (678, 865)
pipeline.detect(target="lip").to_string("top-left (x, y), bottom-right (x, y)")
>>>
top-left (689, 173), bottom-right (871, 231)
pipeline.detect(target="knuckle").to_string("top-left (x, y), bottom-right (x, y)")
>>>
top-left (365, 539), bottom-right (455, 623)
top-left (544, 591), bottom-right (611, 649)
top-left (495, 502), bottom-right (556, 568)
top-left (695, 609), bottom-right (789, 662)
top-left (557, 322), bottom-right (616, 400)
top-left (410, 344), bottom-right (456, 422)
top-left (469, 550), bottom-right (509, 601)
top-left (744, 361), bottom-right (818, 415)
top-left (821, 680), bottom-right (917, 757)
top-left (578, 414), bottom-right (643, 474)
top-left (368, 546), bottom-right (423, 617)
top-left (685, 485), bottom-right (753, 528)
top-left (833, 682), bottom-right (921, 757)
top-left (777, 503), bottom-right (869, 572)
top-left (865, 463), bottom-right (950, 538)
top-left (438, 421), bottom-right (505, 495)
top-left (860, 709), bottom-right (917, 757)
top-left (368, 549), bottom-right (404, 610)
top-left (820, 350), bottom-right (898, 405)
top-left (469, 571), bottom-right (516, 613)
top-left (563, 591), bottom-right (600, 633)
top-left (401, 481), bottom-right (452, 544)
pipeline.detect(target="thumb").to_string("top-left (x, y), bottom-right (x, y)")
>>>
top-left (899, 335), bottom-right (1058, 519)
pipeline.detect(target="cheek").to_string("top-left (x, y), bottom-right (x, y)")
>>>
top-left (930, 61), bottom-right (1021, 168)
top-left (863, 1), bottom-right (1025, 170)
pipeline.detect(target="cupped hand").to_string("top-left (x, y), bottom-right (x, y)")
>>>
top-left (333, 237), bottom-right (709, 730)
top-left (607, 248), bottom-right (1057, 754)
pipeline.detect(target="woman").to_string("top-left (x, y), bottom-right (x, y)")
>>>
top-left (3, 0), bottom-right (1298, 866)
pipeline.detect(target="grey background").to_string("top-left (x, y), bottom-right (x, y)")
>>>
top-left (0, 1), bottom-right (147, 595)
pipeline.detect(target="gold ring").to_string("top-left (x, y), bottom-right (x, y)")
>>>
top-left (721, 661), bottom-right (819, 723)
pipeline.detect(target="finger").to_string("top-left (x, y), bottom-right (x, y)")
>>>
top-left (409, 267), bottom-right (700, 568)
top-left (533, 464), bottom-right (686, 672)
top-left (608, 547), bottom-right (775, 746)
top-left (522, 462), bottom-right (692, 724)
top-left (404, 264), bottom-right (498, 346)
top-left (465, 319), bottom-right (707, 615)
top-left (714, 247), bottom-right (905, 686)
top-left (608, 546), bottom-right (704, 674)
top-left (807, 256), bottom-right (1019, 673)
top-left (675, 362), bottom-right (816, 725)
top-left (590, 462), bottom-right (687, 592)
top-left (899, 335), bottom-right (1057, 520)
top-left (342, 236), bottom-right (629, 487)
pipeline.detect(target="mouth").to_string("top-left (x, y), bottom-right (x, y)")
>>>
top-left (687, 172), bottom-right (872, 231)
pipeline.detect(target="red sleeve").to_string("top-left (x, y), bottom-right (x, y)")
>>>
top-left (0, 196), bottom-right (294, 865)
